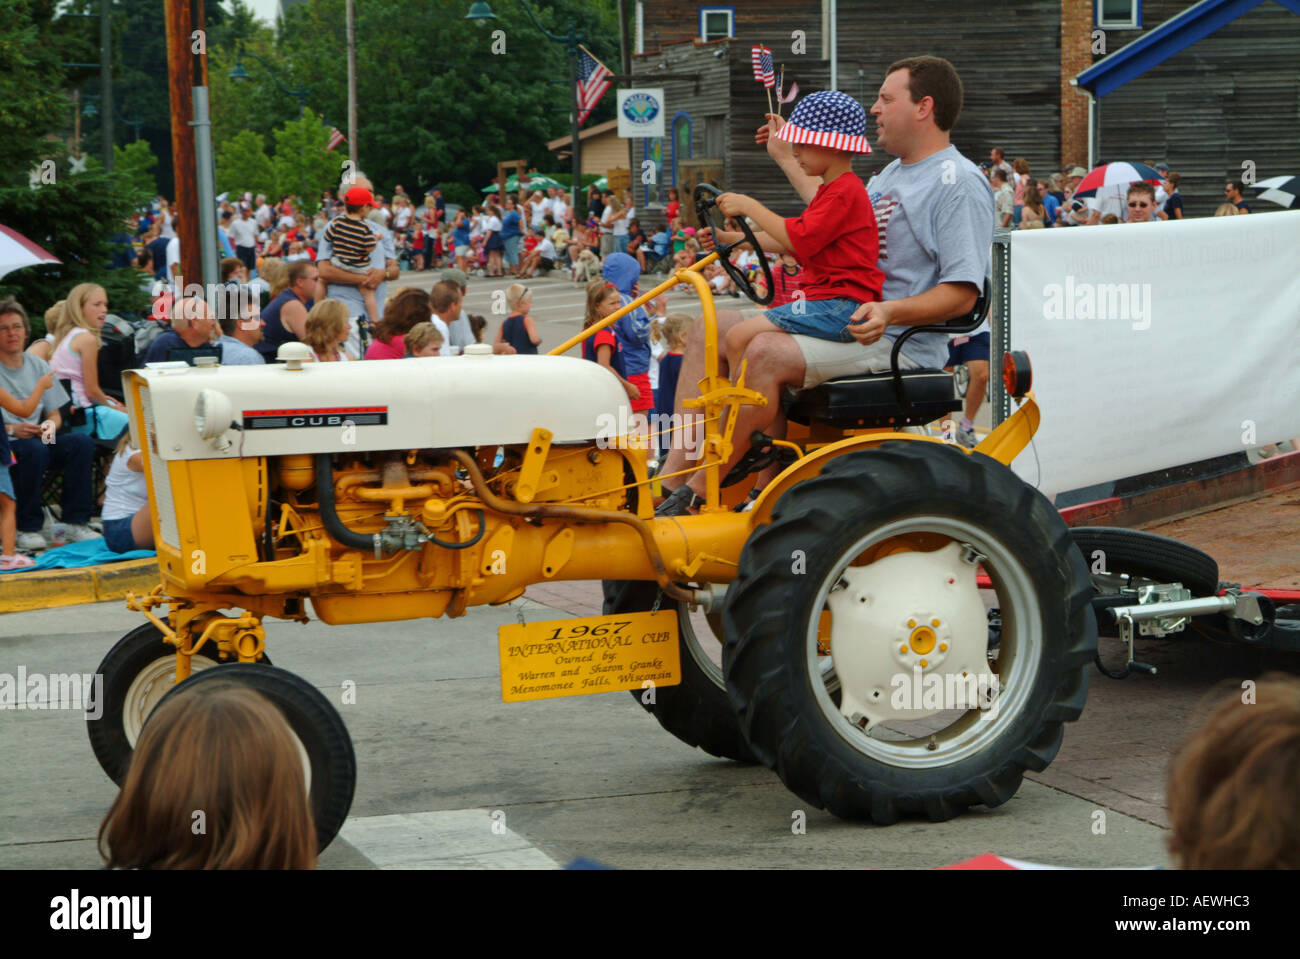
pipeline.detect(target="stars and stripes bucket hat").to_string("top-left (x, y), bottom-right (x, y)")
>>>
top-left (774, 90), bottom-right (872, 154)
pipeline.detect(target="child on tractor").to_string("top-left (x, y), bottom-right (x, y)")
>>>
top-left (710, 90), bottom-right (885, 379)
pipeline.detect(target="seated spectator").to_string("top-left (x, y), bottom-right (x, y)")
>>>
top-left (494, 284), bottom-right (540, 355)
top-left (216, 285), bottom-right (266, 365)
top-left (428, 280), bottom-right (464, 357)
top-left (220, 257), bottom-right (247, 284)
top-left (256, 260), bottom-right (316, 362)
top-left (98, 682), bottom-right (316, 869)
top-left (1100, 213), bottom-right (1120, 225)
top-left (404, 322), bottom-right (445, 357)
top-left (1035, 180), bottom-right (1059, 225)
top-left (1214, 203), bottom-right (1243, 217)
top-left (101, 432), bottom-right (154, 554)
top-left (0, 298), bottom-right (99, 549)
top-left (364, 288), bottom-right (432, 360)
top-left (144, 297), bottom-right (220, 364)
top-left (48, 284), bottom-right (130, 441)
top-left (1019, 188), bottom-right (1046, 229)
top-left (1125, 182), bottom-right (1158, 223)
top-left (515, 229), bottom-right (557, 278)
top-left (302, 299), bottom-right (351, 363)
top-left (467, 314), bottom-right (487, 344)
top-left (626, 218), bottom-right (647, 271)
top-left (25, 301), bottom-right (66, 363)
top-left (250, 256), bottom-right (284, 305)
top-left (1167, 675), bottom-right (1300, 868)
top-left (1055, 167), bottom-right (1090, 227)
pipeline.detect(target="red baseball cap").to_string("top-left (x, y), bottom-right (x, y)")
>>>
top-left (344, 186), bottom-right (377, 207)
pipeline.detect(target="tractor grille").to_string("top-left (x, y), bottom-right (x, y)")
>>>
top-left (137, 385), bottom-right (179, 549)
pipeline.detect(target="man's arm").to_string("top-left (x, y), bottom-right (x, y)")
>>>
top-left (755, 115), bottom-right (819, 204)
top-left (847, 281), bottom-right (979, 345)
top-left (316, 260), bottom-right (385, 287)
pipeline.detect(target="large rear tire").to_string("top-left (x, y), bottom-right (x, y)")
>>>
top-left (723, 443), bottom-right (1096, 823)
top-left (604, 579), bottom-right (756, 763)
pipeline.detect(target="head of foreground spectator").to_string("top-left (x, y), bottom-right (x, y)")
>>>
top-left (374, 288), bottom-right (432, 345)
top-left (1213, 202), bottom-right (1242, 217)
top-left (1167, 674), bottom-right (1300, 869)
top-left (98, 682), bottom-right (316, 869)
top-left (1126, 181), bottom-right (1157, 223)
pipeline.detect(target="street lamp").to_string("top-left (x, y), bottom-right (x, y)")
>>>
top-left (466, 0), bottom-right (584, 219)
top-left (230, 44), bottom-right (311, 116)
top-left (82, 96), bottom-right (146, 141)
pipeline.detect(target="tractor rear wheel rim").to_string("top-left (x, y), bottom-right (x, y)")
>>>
top-left (805, 516), bottom-right (1042, 769)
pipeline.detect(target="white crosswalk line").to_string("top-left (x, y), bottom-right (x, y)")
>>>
top-left (339, 808), bottom-right (561, 870)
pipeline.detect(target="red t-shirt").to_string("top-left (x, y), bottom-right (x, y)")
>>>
top-left (365, 335), bottom-right (406, 360)
top-left (783, 171), bottom-right (883, 304)
top-left (768, 262), bottom-right (806, 308)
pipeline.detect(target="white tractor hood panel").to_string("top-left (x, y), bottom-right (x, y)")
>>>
top-left (126, 353), bottom-right (633, 461)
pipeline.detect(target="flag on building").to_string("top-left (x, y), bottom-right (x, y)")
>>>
top-left (326, 126), bottom-right (347, 152)
top-left (751, 45), bottom-right (775, 89)
top-left (577, 45), bottom-right (612, 126)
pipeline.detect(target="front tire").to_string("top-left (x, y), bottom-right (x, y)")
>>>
top-left (723, 443), bottom-right (1096, 823)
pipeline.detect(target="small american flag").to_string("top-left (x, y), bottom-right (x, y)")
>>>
top-left (577, 45), bottom-right (612, 126)
top-left (326, 126), bottom-right (346, 152)
top-left (751, 45), bottom-right (775, 89)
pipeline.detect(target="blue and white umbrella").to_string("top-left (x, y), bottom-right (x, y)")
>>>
top-left (1253, 175), bottom-right (1298, 209)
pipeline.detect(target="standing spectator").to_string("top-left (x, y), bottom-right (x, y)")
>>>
top-left (988, 147), bottom-right (1014, 182)
top-left (990, 168), bottom-right (1014, 228)
top-left (610, 195), bottom-right (631, 255)
top-left (316, 172), bottom-right (398, 359)
top-left (1035, 180), bottom-right (1059, 225)
top-left (601, 253), bottom-right (653, 439)
top-left (430, 186), bottom-right (446, 226)
top-left (495, 284), bottom-right (540, 355)
top-left (0, 299), bottom-right (98, 549)
top-left (1125, 181), bottom-right (1158, 223)
top-left (321, 186), bottom-right (383, 334)
top-left (549, 186), bottom-right (569, 229)
top-left (598, 193), bottom-right (619, 257)
top-left (100, 432), bottom-right (154, 554)
top-left (587, 185), bottom-right (604, 224)
top-left (1010, 158), bottom-right (1031, 226)
top-left (217, 211), bottom-right (236, 258)
top-left (528, 191), bottom-right (548, 233)
top-left (664, 187), bottom-right (680, 224)
top-left (257, 260), bottom-right (317, 362)
top-left (229, 206), bottom-right (259, 275)
top-left (48, 284), bottom-right (129, 440)
top-left (1019, 187), bottom-right (1047, 229)
top-left (364, 288), bottom-right (431, 360)
top-left (302, 300), bottom-right (351, 362)
top-left (1224, 180), bottom-right (1251, 214)
top-left (255, 194), bottom-right (272, 231)
top-left (500, 195), bottom-right (524, 274)
top-left (1162, 172), bottom-right (1184, 220)
top-left (146, 227), bottom-right (171, 282)
top-left (451, 210), bottom-right (472, 274)
top-left (164, 216), bottom-right (183, 291)
top-left (216, 285), bottom-right (265, 365)
top-left (481, 201), bottom-right (505, 277)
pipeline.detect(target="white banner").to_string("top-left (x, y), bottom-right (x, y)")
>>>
top-left (617, 88), bottom-right (665, 138)
top-left (1007, 211), bottom-right (1300, 499)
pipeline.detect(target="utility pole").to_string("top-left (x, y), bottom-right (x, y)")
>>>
top-left (164, 0), bottom-right (209, 290)
top-left (101, 0), bottom-right (114, 171)
top-left (346, 0), bottom-right (358, 168)
top-left (618, 0), bottom-right (633, 204)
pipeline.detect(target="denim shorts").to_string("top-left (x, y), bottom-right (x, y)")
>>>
top-left (103, 516), bottom-right (137, 554)
top-left (765, 297), bottom-right (863, 343)
top-left (0, 465), bottom-right (13, 502)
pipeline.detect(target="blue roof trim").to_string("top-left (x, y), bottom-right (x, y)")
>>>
top-left (1078, 0), bottom-right (1300, 97)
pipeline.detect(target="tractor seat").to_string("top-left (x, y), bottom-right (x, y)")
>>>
top-left (784, 279), bottom-right (991, 431)
top-left (785, 368), bottom-right (959, 429)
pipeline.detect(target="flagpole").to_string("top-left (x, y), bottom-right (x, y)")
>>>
top-left (764, 44), bottom-right (774, 115)
top-left (776, 65), bottom-right (784, 118)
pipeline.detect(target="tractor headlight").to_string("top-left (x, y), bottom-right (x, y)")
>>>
top-left (194, 389), bottom-right (235, 441)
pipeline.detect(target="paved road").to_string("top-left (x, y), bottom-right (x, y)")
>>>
top-left (7, 578), bottom-right (1292, 870)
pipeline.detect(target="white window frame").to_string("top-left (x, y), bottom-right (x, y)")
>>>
top-left (699, 7), bottom-right (734, 42)
top-left (1096, 0), bottom-right (1140, 30)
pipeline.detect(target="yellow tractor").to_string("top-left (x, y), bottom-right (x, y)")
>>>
top-left (87, 186), bottom-right (1096, 850)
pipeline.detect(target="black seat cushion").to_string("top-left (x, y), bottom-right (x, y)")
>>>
top-left (785, 368), bottom-right (961, 429)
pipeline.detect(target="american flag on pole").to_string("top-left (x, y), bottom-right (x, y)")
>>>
top-left (751, 45), bottom-right (775, 89)
top-left (326, 126), bottom-right (346, 152)
top-left (576, 45), bottom-right (612, 126)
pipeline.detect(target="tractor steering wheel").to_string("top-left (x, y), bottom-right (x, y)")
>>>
top-left (693, 183), bottom-right (775, 305)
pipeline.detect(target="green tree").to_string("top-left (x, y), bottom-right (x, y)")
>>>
top-left (112, 139), bottom-right (160, 197)
top-left (0, 1), bottom-right (71, 177)
top-left (216, 129), bottom-right (276, 197)
top-left (271, 113), bottom-right (343, 203)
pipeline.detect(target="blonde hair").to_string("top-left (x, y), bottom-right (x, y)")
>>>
top-left (303, 299), bottom-right (349, 357)
top-left (44, 300), bottom-right (67, 342)
top-left (54, 283), bottom-right (106, 351)
top-left (584, 278), bottom-right (620, 329)
top-left (505, 283), bottom-right (530, 313)
top-left (662, 314), bottom-right (691, 352)
top-left (261, 257), bottom-right (289, 296)
top-left (98, 683), bottom-right (316, 869)
top-left (1213, 203), bottom-right (1241, 217)
top-left (404, 322), bottom-right (444, 356)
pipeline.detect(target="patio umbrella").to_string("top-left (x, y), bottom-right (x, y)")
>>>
top-left (1253, 175), bottom-right (1299, 209)
top-left (518, 173), bottom-right (564, 191)
top-left (0, 224), bottom-right (60, 281)
top-left (1072, 161), bottom-right (1163, 199)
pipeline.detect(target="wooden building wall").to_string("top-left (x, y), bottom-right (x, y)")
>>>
top-left (1095, 0), bottom-right (1300, 217)
top-left (639, 0), bottom-right (823, 56)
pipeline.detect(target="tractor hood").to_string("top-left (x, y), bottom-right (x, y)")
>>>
top-left (124, 352), bottom-right (633, 461)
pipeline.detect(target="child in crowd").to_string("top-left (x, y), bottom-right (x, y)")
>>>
top-left (101, 432), bottom-right (155, 555)
top-left (705, 260), bottom-right (738, 298)
top-left (651, 314), bottom-right (691, 462)
top-left (582, 279), bottom-right (639, 402)
top-left (302, 299), bottom-right (351, 362)
top-left (496, 284), bottom-right (541, 355)
top-left (468, 314), bottom-right (487, 344)
top-left (404, 322), bottom-right (446, 357)
top-left (321, 186), bottom-right (381, 327)
top-left (99, 682), bottom-right (317, 869)
top-left (709, 90), bottom-right (883, 378)
top-left (0, 370), bottom-right (56, 569)
top-left (765, 252), bottom-right (805, 307)
top-left (601, 254), bottom-right (653, 445)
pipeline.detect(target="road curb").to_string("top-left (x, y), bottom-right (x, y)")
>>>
top-left (0, 559), bottom-right (159, 615)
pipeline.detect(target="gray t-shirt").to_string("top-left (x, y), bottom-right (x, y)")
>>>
top-left (866, 146), bottom-right (994, 369)
top-left (445, 316), bottom-right (474, 355)
top-left (317, 219), bottom-right (396, 356)
top-left (0, 354), bottom-right (68, 426)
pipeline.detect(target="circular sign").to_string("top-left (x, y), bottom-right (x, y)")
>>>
top-left (622, 92), bottom-right (661, 125)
